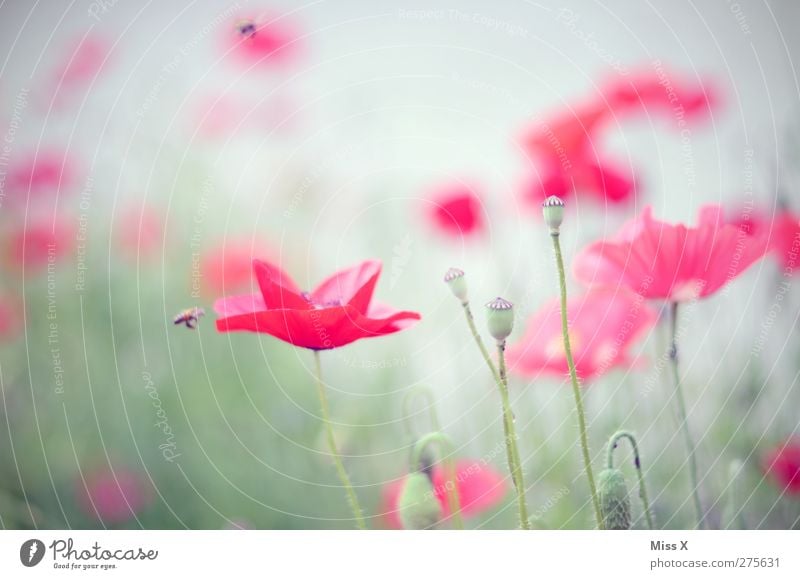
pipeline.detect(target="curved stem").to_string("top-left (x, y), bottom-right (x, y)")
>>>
top-left (313, 351), bottom-right (366, 530)
top-left (462, 302), bottom-right (501, 382)
top-left (497, 341), bottom-right (531, 529)
top-left (668, 302), bottom-right (705, 529)
top-left (461, 301), bottom-right (531, 529)
top-left (411, 432), bottom-right (464, 530)
top-left (551, 233), bottom-right (603, 529)
top-left (607, 430), bottom-right (654, 530)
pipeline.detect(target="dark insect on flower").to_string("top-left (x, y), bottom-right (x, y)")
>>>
top-left (173, 307), bottom-right (205, 329)
top-left (235, 19), bottom-right (258, 40)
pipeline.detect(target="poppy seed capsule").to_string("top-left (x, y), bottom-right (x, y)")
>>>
top-left (444, 267), bottom-right (468, 303)
top-left (598, 468), bottom-right (631, 530)
top-left (486, 297), bottom-right (514, 342)
top-left (542, 195), bottom-right (565, 234)
top-left (397, 472), bottom-right (442, 530)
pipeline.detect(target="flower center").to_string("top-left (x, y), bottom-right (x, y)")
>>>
top-left (301, 291), bottom-right (343, 309)
top-left (671, 279), bottom-right (705, 302)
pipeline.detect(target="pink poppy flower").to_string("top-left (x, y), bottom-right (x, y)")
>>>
top-left (762, 439), bottom-right (800, 495)
top-left (76, 466), bottom-right (153, 524)
top-left (506, 289), bottom-right (656, 382)
top-left (382, 460), bottom-right (507, 529)
top-left (225, 15), bottom-right (300, 68)
top-left (44, 35), bottom-right (110, 108)
top-left (8, 219), bottom-right (73, 272)
top-left (573, 205), bottom-right (770, 302)
top-left (214, 259), bottom-right (420, 349)
top-left (6, 150), bottom-right (75, 205)
top-left (427, 185), bottom-right (485, 238)
top-left (521, 70), bottom-right (714, 207)
top-left (729, 208), bottom-right (800, 272)
top-left (116, 203), bottom-right (163, 260)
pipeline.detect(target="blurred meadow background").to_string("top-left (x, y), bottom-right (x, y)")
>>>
top-left (1, 0), bottom-right (800, 529)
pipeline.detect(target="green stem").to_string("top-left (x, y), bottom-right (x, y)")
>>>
top-left (668, 302), bottom-right (705, 529)
top-left (462, 302), bottom-right (501, 383)
top-left (497, 341), bottom-right (531, 529)
top-left (313, 351), bottom-right (366, 530)
top-left (461, 302), bottom-right (531, 529)
top-left (411, 432), bottom-right (464, 529)
top-left (550, 233), bottom-right (603, 529)
top-left (607, 430), bottom-right (654, 530)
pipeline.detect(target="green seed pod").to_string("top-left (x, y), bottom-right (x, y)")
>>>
top-left (542, 195), bottom-right (565, 234)
top-left (485, 297), bottom-right (514, 342)
top-left (444, 268), bottom-right (468, 303)
top-left (398, 472), bottom-right (442, 530)
top-left (598, 468), bottom-right (631, 530)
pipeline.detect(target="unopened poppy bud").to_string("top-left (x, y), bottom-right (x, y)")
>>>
top-left (542, 195), bottom-right (565, 234)
top-left (597, 468), bottom-right (631, 530)
top-left (444, 268), bottom-right (468, 303)
top-left (397, 472), bottom-right (442, 530)
top-left (485, 297), bottom-right (514, 342)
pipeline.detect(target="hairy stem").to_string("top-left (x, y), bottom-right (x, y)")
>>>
top-left (668, 302), bottom-right (705, 529)
top-left (607, 430), bottom-right (654, 530)
top-left (461, 302), bottom-right (530, 529)
top-left (313, 351), bottom-right (366, 530)
top-left (497, 341), bottom-right (531, 529)
top-left (551, 233), bottom-right (603, 529)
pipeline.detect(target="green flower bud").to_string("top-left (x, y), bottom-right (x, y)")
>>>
top-left (444, 268), bottom-right (468, 303)
top-left (542, 195), bottom-right (565, 234)
top-left (598, 468), bottom-right (631, 530)
top-left (485, 297), bottom-right (514, 342)
top-left (397, 472), bottom-right (442, 530)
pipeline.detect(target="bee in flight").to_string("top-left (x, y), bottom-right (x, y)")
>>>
top-left (173, 307), bottom-right (205, 329)
top-left (235, 18), bottom-right (258, 40)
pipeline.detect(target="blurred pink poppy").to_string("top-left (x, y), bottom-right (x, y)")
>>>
top-left (762, 439), bottom-right (800, 495)
top-left (573, 205), bottom-right (770, 302)
top-left (381, 460), bottom-right (507, 529)
top-left (44, 35), bottom-right (110, 108)
top-left (0, 296), bottom-right (21, 341)
top-left (522, 69), bottom-right (714, 207)
top-left (77, 466), bottom-right (153, 524)
top-left (427, 185), bottom-right (485, 238)
top-left (6, 150), bottom-right (75, 206)
top-left (507, 289), bottom-right (656, 382)
top-left (729, 207), bottom-right (800, 272)
top-left (225, 15), bottom-right (300, 68)
top-left (192, 93), bottom-right (297, 138)
top-left (116, 203), bottom-right (163, 260)
top-left (199, 240), bottom-right (277, 296)
top-left (8, 219), bottom-right (73, 272)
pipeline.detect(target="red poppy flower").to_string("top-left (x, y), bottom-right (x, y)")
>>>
top-left (215, 259), bottom-right (421, 349)
top-left (507, 289), bottom-right (656, 382)
top-left (381, 460), bottom-right (507, 529)
top-left (762, 439), bottom-right (800, 495)
top-left (729, 208), bottom-right (800, 272)
top-left (226, 14), bottom-right (300, 68)
top-left (427, 185), bottom-right (485, 238)
top-left (521, 69), bottom-right (714, 207)
top-left (573, 205), bottom-right (770, 302)
top-left (8, 219), bottom-right (73, 272)
top-left (76, 466), bottom-right (153, 524)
